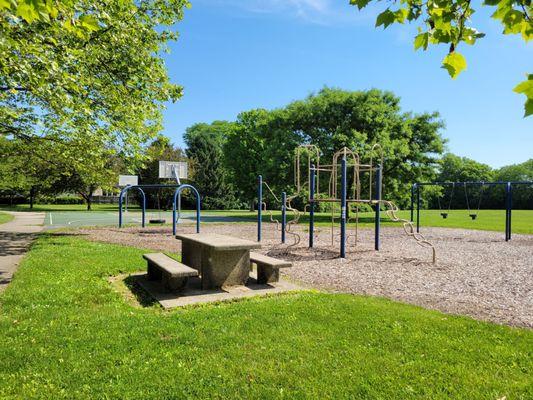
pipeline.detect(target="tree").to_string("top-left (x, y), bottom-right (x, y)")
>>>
top-left (225, 88), bottom-right (445, 208)
top-left (225, 109), bottom-right (300, 208)
top-left (0, 137), bottom-right (35, 205)
top-left (494, 159), bottom-right (533, 209)
top-left (438, 153), bottom-right (495, 182)
top-left (349, 0), bottom-right (532, 117)
top-left (1, 0), bottom-right (189, 170)
top-left (185, 123), bottom-right (238, 209)
top-left (135, 136), bottom-right (186, 209)
top-left (0, 136), bottom-right (119, 210)
top-left (429, 153), bottom-right (495, 209)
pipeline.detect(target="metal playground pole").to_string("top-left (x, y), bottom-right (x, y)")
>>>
top-left (416, 184), bottom-right (421, 233)
top-left (340, 157), bottom-right (347, 258)
top-left (257, 175), bottom-right (262, 242)
top-left (375, 165), bottom-right (382, 251)
top-left (281, 191), bottom-right (286, 244)
top-left (309, 165), bottom-right (315, 248)
top-left (410, 183), bottom-right (415, 222)
top-left (505, 182), bottom-right (511, 241)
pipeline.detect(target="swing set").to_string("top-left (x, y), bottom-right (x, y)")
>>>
top-left (411, 180), bottom-right (533, 241)
top-left (117, 161), bottom-right (201, 235)
top-left (435, 182), bottom-right (486, 220)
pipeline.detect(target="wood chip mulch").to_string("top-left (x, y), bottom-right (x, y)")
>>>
top-left (72, 223), bottom-right (533, 328)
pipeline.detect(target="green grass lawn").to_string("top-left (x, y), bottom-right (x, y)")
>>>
top-left (0, 234), bottom-right (531, 399)
top-left (0, 211), bottom-right (14, 225)
top-left (3, 204), bottom-right (533, 234)
top-left (205, 209), bottom-right (533, 234)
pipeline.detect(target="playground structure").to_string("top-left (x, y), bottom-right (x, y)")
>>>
top-left (411, 180), bottom-right (533, 241)
top-left (118, 161), bottom-right (201, 235)
top-left (258, 145), bottom-right (436, 263)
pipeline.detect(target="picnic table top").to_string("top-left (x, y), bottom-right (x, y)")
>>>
top-left (175, 233), bottom-right (261, 251)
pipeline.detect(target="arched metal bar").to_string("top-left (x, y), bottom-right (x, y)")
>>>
top-left (173, 184), bottom-right (201, 235)
top-left (118, 185), bottom-right (146, 228)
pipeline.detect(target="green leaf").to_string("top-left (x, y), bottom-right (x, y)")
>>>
top-left (521, 21), bottom-right (533, 41)
top-left (17, 0), bottom-right (40, 23)
top-left (502, 10), bottom-right (524, 35)
top-left (441, 52), bottom-right (467, 78)
top-left (79, 15), bottom-right (99, 31)
top-left (513, 76), bottom-right (533, 98)
top-left (462, 27), bottom-right (485, 45)
top-left (375, 9), bottom-right (396, 28)
top-left (513, 75), bottom-right (532, 117)
top-left (414, 32), bottom-right (429, 50)
top-left (394, 8), bottom-right (409, 23)
top-left (350, 0), bottom-right (370, 10)
top-left (0, 0), bottom-right (11, 11)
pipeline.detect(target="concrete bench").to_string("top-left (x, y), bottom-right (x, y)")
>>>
top-left (143, 253), bottom-right (198, 291)
top-left (250, 252), bottom-right (292, 284)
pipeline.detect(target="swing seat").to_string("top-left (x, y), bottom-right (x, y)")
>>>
top-left (469, 214), bottom-right (477, 220)
top-left (149, 219), bottom-right (166, 224)
top-left (440, 212), bottom-right (448, 219)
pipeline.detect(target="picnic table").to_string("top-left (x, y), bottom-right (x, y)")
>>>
top-left (175, 233), bottom-right (261, 289)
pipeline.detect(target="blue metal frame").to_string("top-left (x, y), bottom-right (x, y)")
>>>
top-left (118, 185), bottom-right (146, 228)
top-left (309, 165), bottom-right (316, 248)
top-left (340, 157), bottom-right (347, 258)
top-left (374, 165), bottom-right (382, 251)
top-left (412, 180), bottom-right (532, 241)
top-left (281, 191), bottom-right (287, 244)
top-left (257, 175), bottom-right (262, 242)
top-left (173, 184), bottom-right (200, 235)
top-left (119, 184), bottom-right (200, 235)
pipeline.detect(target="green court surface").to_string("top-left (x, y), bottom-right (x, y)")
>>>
top-left (44, 210), bottom-right (190, 229)
top-left (43, 210), bottom-right (250, 229)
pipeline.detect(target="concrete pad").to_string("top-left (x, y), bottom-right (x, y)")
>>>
top-left (134, 272), bottom-right (303, 308)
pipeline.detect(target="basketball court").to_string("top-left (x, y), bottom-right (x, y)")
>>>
top-left (44, 210), bottom-right (197, 229)
top-left (43, 210), bottom-right (250, 229)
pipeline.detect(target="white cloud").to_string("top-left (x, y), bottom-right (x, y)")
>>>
top-left (198, 0), bottom-right (372, 25)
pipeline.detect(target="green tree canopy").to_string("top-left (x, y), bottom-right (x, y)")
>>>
top-left (225, 88), bottom-right (445, 208)
top-left (184, 122), bottom-right (238, 209)
top-left (1, 0), bottom-right (189, 169)
top-left (494, 159), bottom-right (533, 208)
top-left (438, 153), bottom-right (495, 182)
top-left (349, 0), bottom-right (532, 116)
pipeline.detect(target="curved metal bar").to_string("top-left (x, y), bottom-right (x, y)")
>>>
top-left (118, 185), bottom-right (146, 228)
top-left (173, 184), bottom-right (201, 235)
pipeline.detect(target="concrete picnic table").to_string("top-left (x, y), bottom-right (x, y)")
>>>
top-left (175, 233), bottom-right (261, 289)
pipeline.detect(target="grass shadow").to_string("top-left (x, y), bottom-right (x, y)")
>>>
top-left (123, 274), bottom-right (158, 308)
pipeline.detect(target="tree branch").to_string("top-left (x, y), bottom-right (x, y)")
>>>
top-left (0, 86), bottom-right (29, 92)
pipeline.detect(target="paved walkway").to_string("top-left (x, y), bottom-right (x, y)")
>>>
top-left (0, 212), bottom-right (45, 292)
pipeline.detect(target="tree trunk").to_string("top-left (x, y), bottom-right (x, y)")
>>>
top-left (249, 199), bottom-right (255, 212)
top-left (29, 186), bottom-right (35, 209)
top-left (78, 190), bottom-right (92, 211)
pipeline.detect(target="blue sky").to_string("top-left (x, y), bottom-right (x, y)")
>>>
top-left (161, 0), bottom-right (532, 168)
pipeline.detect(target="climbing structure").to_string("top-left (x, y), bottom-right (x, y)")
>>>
top-left (258, 144), bottom-right (437, 263)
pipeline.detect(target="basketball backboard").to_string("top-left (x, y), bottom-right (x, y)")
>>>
top-left (159, 161), bottom-right (188, 180)
top-left (118, 175), bottom-right (138, 187)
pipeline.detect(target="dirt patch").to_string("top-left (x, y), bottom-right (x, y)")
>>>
top-left (77, 223), bottom-right (533, 328)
